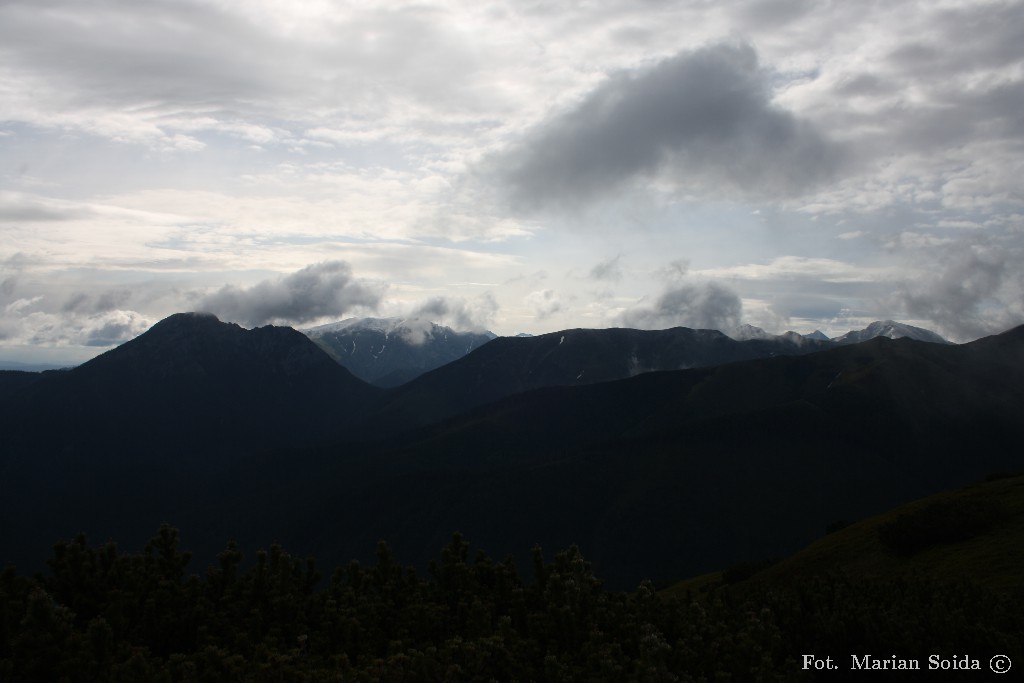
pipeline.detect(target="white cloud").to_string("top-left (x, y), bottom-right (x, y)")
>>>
top-left (2, 0), bottom-right (1023, 361)
top-left (524, 289), bottom-right (564, 320)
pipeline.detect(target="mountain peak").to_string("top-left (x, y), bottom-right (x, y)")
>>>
top-left (833, 320), bottom-right (949, 345)
top-left (726, 324), bottom-right (773, 341)
top-left (302, 316), bottom-right (496, 387)
top-left (12, 311), bottom-right (378, 450)
top-left (149, 310), bottom-right (223, 329)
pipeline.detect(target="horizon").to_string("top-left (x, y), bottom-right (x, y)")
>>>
top-left (0, 311), bottom-right (969, 368)
top-left (2, 1), bottom-right (1022, 364)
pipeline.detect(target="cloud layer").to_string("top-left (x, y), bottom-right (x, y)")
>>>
top-left (199, 261), bottom-right (382, 327)
top-left (1, 1), bottom-right (1023, 361)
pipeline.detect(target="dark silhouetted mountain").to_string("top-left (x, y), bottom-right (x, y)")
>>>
top-left (4, 312), bottom-right (378, 443)
top-left (368, 325), bottom-right (833, 431)
top-left (303, 317), bottom-right (495, 387)
top-left (0, 312), bottom-right (381, 570)
top-left (2, 313), bottom-right (1017, 592)
top-left (0, 369), bottom-right (45, 400)
top-left (208, 325), bottom-right (1024, 588)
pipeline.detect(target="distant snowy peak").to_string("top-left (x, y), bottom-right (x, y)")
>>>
top-left (304, 316), bottom-right (428, 338)
top-left (304, 317), bottom-right (495, 342)
top-left (726, 325), bottom-right (826, 346)
top-left (727, 324), bottom-right (775, 341)
top-left (301, 316), bottom-right (497, 387)
top-left (832, 320), bottom-right (949, 345)
top-left (726, 321), bottom-right (947, 346)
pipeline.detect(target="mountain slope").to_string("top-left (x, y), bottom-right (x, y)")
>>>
top-left (368, 325), bottom-right (833, 432)
top-left (304, 317), bottom-right (495, 387)
top-left (4, 312), bottom-right (378, 443)
top-left (0, 312), bottom-right (381, 571)
top-left (665, 472), bottom-right (1024, 596)
top-left (832, 319), bottom-right (949, 344)
top-left (0, 314), bottom-right (1005, 589)
top-left (204, 326), bottom-right (1024, 588)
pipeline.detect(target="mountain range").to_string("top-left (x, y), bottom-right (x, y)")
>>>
top-left (301, 317), bottom-right (948, 392)
top-left (2, 313), bottom-right (1015, 589)
top-left (303, 317), bottom-right (495, 387)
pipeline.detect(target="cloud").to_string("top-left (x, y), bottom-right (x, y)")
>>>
top-left (589, 255), bottom-right (623, 282)
top-left (657, 259), bottom-right (690, 282)
top-left (62, 288), bottom-right (132, 314)
top-left (524, 289), bottom-right (564, 320)
top-left (488, 42), bottom-right (842, 211)
top-left (410, 292), bottom-right (498, 332)
top-left (618, 281), bottom-right (742, 331)
top-left (199, 261), bottom-right (383, 327)
top-left (0, 307), bottom-right (152, 350)
top-left (82, 312), bottom-right (147, 347)
top-left (892, 240), bottom-right (1024, 342)
top-left (0, 0), bottom-right (498, 152)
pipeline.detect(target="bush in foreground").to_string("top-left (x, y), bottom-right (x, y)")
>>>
top-left (0, 525), bottom-right (1021, 681)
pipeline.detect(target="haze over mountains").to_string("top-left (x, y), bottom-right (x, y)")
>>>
top-left (2, 312), bottom-right (1015, 589)
top-left (303, 317), bottom-right (495, 388)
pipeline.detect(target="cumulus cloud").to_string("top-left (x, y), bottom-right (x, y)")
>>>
top-left (410, 292), bottom-right (498, 332)
top-left (1, 307), bottom-right (152, 350)
top-left (81, 312), bottom-right (149, 347)
top-left (618, 281), bottom-right (742, 332)
top-left (488, 42), bottom-right (842, 211)
top-left (524, 289), bottom-right (564, 320)
top-left (199, 261), bottom-right (382, 327)
top-left (892, 241), bottom-right (1024, 342)
top-left (657, 259), bottom-right (690, 282)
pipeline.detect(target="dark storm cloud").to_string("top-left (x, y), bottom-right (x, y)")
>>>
top-left (490, 42), bottom-right (842, 211)
top-left (618, 281), bottom-right (742, 332)
top-left (199, 261), bottom-right (382, 327)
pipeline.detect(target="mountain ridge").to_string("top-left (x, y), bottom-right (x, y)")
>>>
top-left (303, 316), bottom-right (496, 387)
top-left (1, 313), bottom-right (1015, 587)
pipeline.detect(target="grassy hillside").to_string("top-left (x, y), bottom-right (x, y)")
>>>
top-left (665, 472), bottom-right (1024, 596)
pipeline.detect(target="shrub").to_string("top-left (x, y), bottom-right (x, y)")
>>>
top-left (877, 497), bottom-right (1008, 555)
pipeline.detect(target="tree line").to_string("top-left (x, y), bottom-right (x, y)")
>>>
top-left (1, 524), bottom-right (1021, 681)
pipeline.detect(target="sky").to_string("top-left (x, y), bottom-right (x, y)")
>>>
top-left (2, 0), bottom-right (1023, 365)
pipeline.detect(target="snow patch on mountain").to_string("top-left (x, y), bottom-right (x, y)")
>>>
top-left (305, 317), bottom-right (495, 347)
top-left (727, 325), bottom-right (826, 346)
top-left (832, 320), bottom-right (950, 345)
